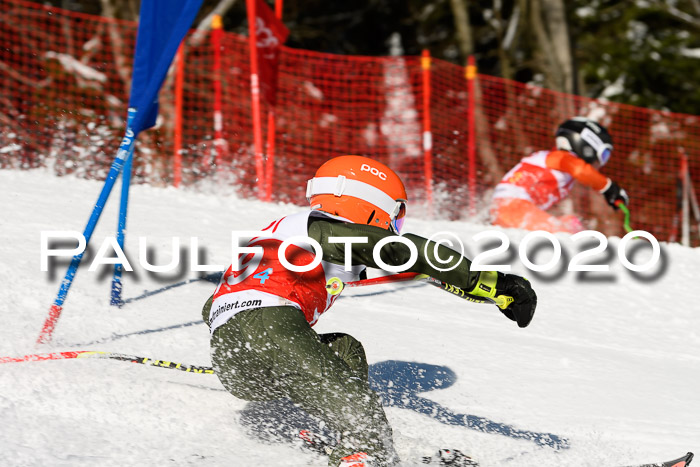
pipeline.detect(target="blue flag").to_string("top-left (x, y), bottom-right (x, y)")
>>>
top-left (38, 0), bottom-right (204, 344)
top-left (129, 0), bottom-right (203, 134)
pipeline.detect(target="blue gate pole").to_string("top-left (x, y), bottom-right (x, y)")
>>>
top-left (37, 0), bottom-right (205, 344)
top-left (111, 108), bottom-right (137, 306)
top-left (37, 127), bottom-right (137, 344)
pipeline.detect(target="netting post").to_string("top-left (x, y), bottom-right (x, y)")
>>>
top-left (264, 0), bottom-right (284, 202)
top-left (680, 148), bottom-right (700, 246)
top-left (211, 15), bottom-right (226, 175)
top-left (421, 50), bottom-right (434, 214)
top-left (466, 55), bottom-right (477, 217)
top-left (173, 43), bottom-right (185, 187)
top-left (246, 0), bottom-right (266, 200)
top-left (689, 167), bottom-right (700, 241)
top-left (275, 0), bottom-right (283, 17)
top-left (265, 109), bottom-right (276, 201)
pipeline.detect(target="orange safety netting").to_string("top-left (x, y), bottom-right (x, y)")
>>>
top-left (1, 0), bottom-right (699, 244)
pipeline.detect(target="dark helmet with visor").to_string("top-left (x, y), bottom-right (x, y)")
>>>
top-left (555, 117), bottom-right (613, 166)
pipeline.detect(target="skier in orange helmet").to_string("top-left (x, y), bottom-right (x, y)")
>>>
top-left (203, 155), bottom-right (537, 466)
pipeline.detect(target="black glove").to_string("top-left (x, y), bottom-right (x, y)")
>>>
top-left (468, 271), bottom-right (537, 328)
top-left (497, 273), bottom-right (537, 328)
top-left (601, 179), bottom-right (629, 210)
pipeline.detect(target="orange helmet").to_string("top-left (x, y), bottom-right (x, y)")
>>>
top-left (306, 155), bottom-right (408, 233)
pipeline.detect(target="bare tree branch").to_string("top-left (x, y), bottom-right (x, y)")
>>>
top-left (100, 0), bottom-right (131, 90)
top-left (449, 0), bottom-right (474, 58)
top-left (541, 0), bottom-right (573, 92)
top-left (691, 0), bottom-right (700, 16)
top-left (502, 3), bottom-right (521, 51)
top-left (529, 0), bottom-right (575, 116)
top-left (530, 0), bottom-right (561, 90)
top-left (0, 60), bottom-right (52, 87)
top-left (662, 3), bottom-right (700, 28)
top-left (190, 0), bottom-right (239, 46)
top-left (446, 0), bottom-right (502, 182)
top-left (472, 77), bottom-right (504, 184)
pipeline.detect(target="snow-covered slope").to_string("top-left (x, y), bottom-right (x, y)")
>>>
top-left (1, 169), bottom-right (698, 467)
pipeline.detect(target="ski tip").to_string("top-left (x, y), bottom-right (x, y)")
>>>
top-left (630, 452), bottom-right (695, 467)
top-left (665, 452), bottom-right (693, 467)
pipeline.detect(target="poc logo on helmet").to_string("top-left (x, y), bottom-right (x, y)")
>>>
top-left (360, 163), bottom-right (387, 180)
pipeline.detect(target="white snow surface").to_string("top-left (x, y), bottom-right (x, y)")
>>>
top-left (1, 169), bottom-right (698, 467)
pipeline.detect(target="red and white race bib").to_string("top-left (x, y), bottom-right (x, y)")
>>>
top-left (209, 211), bottom-right (364, 334)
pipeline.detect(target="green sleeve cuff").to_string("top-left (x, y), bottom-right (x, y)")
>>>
top-left (468, 271), bottom-right (498, 299)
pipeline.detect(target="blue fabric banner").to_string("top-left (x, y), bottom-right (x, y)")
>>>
top-left (129, 0), bottom-right (203, 134)
top-left (38, 0), bottom-right (203, 343)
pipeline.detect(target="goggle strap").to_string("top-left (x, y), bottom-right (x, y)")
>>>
top-left (307, 176), bottom-right (399, 217)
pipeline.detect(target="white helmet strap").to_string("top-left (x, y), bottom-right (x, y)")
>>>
top-left (306, 176), bottom-right (399, 216)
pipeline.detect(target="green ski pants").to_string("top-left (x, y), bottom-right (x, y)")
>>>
top-left (202, 298), bottom-right (398, 466)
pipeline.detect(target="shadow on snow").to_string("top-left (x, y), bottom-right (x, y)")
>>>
top-left (239, 360), bottom-right (568, 452)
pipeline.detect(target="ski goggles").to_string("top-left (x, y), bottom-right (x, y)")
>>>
top-left (581, 127), bottom-right (612, 167)
top-left (390, 200), bottom-right (407, 234)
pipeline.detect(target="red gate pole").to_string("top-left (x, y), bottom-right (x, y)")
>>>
top-left (246, 0), bottom-right (266, 199)
top-left (173, 43), bottom-right (185, 188)
top-left (211, 14), bottom-right (227, 174)
top-left (264, 0), bottom-right (284, 202)
top-left (275, 0), bottom-right (283, 18)
top-left (466, 55), bottom-right (477, 217)
top-left (421, 50), bottom-right (433, 214)
top-left (680, 149), bottom-right (690, 246)
top-left (264, 110), bottom-right (275, 201)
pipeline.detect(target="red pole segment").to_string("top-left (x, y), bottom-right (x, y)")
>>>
top-left (264, 0), bottom-right (284, 202)
top-left (345, 272), bottom-right (420, 288)
top-left (36, 304), bottom-right (63, 345)
top-left (265, 111), bottom-right (275, 201)
top-left (1, 350), bottom-right (85, 364)
top-left (211, 15), bottom-right (227, 173)
top-left (246, 0), bottom-right (266, 200)
top-left (421, 50), bottom-right (434, 213)
top-left (173, 43), bottom-right (185, 187)
top-left (466, 55), bottom-right (477, 217)
top-left (275, 0), bottom-right (283, 18)
top-left (680, 149), bottom-right (690, 246)
top-left (0, 350), bottom-right (215, 373)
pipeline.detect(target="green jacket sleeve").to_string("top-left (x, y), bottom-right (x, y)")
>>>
top-left (307, 219), bottom-right (480, 291)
